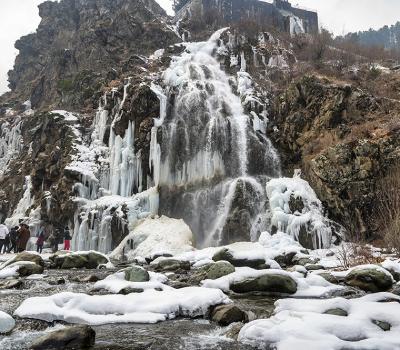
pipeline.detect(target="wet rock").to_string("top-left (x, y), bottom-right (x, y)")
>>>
top-left (213, 248), bottom-right (267, 269)
top-left (324, 308), bottom-right (348, 316)
top-left (2, 252), bottom-right (44, 268)
top-left (223, 322), bottom-right (244, 340)
top-left (274, 252), bottom-right (296, 268)
top-left (305, 264), bottom-right (325, 271)
top-left (0, 279), bottom-right (22, 289)
top-left (119, 287), bottom-right (144, 295)
top-left (230, 274), bottom-right (297, 294)
top-left (345, 267), bottom-right (393, 292)
top-left (317, 272), bottom-right (339, 284)
top-left (124, 266), bottom-right (150, 282)
top-left (289, 194), bottom-right (304, 213)
top-left (153, 259), bottom-right (190, 272)
top-left (30, 325), bottom-right (96, 349)
top-left (71, 274), bottom-right (102, 283)
top-left (211, 304), bottom-right (248, 326)
top-left (0, 311), bottom-right (15, 334)
top-left (372, 320), bottom-right (391, 331)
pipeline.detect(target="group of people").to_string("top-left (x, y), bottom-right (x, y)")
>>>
top-left (38, 226), bottom-right (72, 253)
top-left (0, 221), bottom-right (31, 254)
top-left (0, 219), bottom-right (73, 255)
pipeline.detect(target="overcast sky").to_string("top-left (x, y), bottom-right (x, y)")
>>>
top-left (0, 0), bottom-right (399, 95)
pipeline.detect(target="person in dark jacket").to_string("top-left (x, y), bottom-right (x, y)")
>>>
top-left (64, 226), bottom-right (72, 251)
top-left (36, 228), bottom-right (45, 254)
top-left (3, 230), bottom-right (10, 254)
top-left (17, 224), bottom-right (30, 252)
top-left (8, 226), bottom-right (18, 253)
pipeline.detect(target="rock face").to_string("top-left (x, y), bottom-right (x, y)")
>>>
top-left (270, 75), bottom-right (400, 237)
top-left (230, 273), bottom-right (297, 294)
top-left (5, 0), bottom-right (178, 110)
top-left (30, 325), bottom-right (95, 350)
top-left (345, 267), bottom-right (393, 292)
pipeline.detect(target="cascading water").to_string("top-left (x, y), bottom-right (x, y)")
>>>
top-left (156, 28), bottom-right (281, 246)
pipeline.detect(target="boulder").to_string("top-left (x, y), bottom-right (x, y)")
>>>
top-left (324, 308), bottom-right (348, 317)
top-left (1, 252), bottom-right (44, 268)
top-left (211, 304), bottom-right (248, 326)
top-left (274, 252), bottom-right (296, 268)
top-left (124, 266), bottom-right (150, 282)
top-left (292, 256), bottom-right (319, 266)
top-left (213, 248), bottom-right (267, 269)
top-left (345, 267), bottom-right (393, 292)
top-left (16, 262), bottom-right (44, 277)
top-left (317, 272), bottom-right (339, 284)
top-left (305, 264), bottom-right (325, 271)
top-left (205, 261), bottom-right (235, 280)
top-left (372, 320), bottom-right (391, 331)
top-left (51, 252), bottom-right (108, 269)
top-left (0, 279), bottom-right (23, 290)
top-left (231, 274), bottom-right (297, 294)
top-left (30, 325), bottom-right (95, 350)
top-left (154, 259), bottom-right (190, 272)
top-left (0, 311), bottom-right (15, 333)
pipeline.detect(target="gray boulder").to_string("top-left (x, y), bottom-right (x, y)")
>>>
top-left (231, 274), bottom-right (297, 294)
top-left (51, 252), bottom-right (108, 269)
top-left (30, 325), bottom-right (95, 350)
top-left (124, 266), bottom-right (150, 282)
top-left (1, 252), bottom-right (44, 268)
top-left (211, 304), bottom-right (248, 326)
top-left (153, 259), bottom-right (190, 272)
top-left (345, 267), bottom-right (393, 292)
top-left (213, 248), bottom-right (267, 269)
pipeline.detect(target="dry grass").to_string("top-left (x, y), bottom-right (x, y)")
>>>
top-left (374, 165), bottom-right (400, 256)
top-left (337, 243), bottom-right (385, 269)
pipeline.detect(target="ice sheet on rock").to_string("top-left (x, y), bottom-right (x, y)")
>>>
top-left (110, 215), bottom-right (194, 260)
top-left (0, 117), bottom-right (23, 179)
top-left (266, 174), bottom-right (334, 249)
top-left (239, 293), bottom-right (400, 350)
top-left (14, 287), bottom-right (230, 325)
top-left (93, 270), bottom-right (168, 294)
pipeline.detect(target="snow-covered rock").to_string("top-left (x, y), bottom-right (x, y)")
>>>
top-left (0, 311), bottom-right (15, 333)
top-left (239, 293), bottom-right (400, 350)
top-left (14, 287), bottom-right (230, 324)
top-left (110, 215), bottom-right (194, 260)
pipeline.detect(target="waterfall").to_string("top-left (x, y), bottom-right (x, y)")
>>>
top-left (0, 118), bottom-right (23, 179)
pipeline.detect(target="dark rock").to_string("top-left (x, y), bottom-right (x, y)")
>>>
top-left (119, 287), bottom-right (144, 295)
top-left (51, 252), bottom-right (108, 269)
top-left (213, 248), bottom-right (267, 269)
top-left (211, 304), bottom-right (248, 326)
top-left (324, 308), bottom-right (348, 316)
top-left (205, 261), bottom-right (235, 280)
top-left (305, 264), bottom-right (325, 271)
top-left (289, 194), bottom-right (304, 213)
top-left (223, 322), bottom-right (244, 340)
top-left (372, 320), bottom-right (391, 331)
top-left (317, 272), bottom-right (339, 284)
top-left (153, 259), bottom-right (190, 272)
top-left (71, 275), bottom-right (102, 283)
top-left (30, 325), bottom-right (95, 350)
top-left (274, 252), bottom-right (297, 268)
top-left (345, 267), bottom-right (393, 292)
top-left (0, 279), bottom-right (23, 290)
top-left (231, 274), bottom-right (297, 294)
top-left (17, 263), bottom-right (44, 277)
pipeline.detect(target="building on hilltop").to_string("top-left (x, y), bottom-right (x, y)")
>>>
top-left (175, 0), bottom-right (319, 35)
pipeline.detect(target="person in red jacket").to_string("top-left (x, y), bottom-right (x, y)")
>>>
top-left (36, 229), bottom-right (45, 254)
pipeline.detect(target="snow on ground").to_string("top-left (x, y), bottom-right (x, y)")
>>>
top-left (93, 270), bottom-right (168, 294)
top-left (14, 287), bottom-right (230, 325)
top-left (239, 293), bottom-right (400, 350)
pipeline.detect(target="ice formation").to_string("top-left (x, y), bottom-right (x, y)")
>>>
top-left (0, 118), bottom-right (23, 179)
top-left (266, 172), bottom-right (334, 248)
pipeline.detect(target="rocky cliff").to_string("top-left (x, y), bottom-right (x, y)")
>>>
top-left (0, 0), bottom-right (398, 253)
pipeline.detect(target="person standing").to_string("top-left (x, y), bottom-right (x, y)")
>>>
top-left (3, 230), bottom-right (10, 254)
top-left (0, 221), bottom-right (9, 254)
top-left (64, 226), bottom-right (71, 251)
top-left (17, 224), bottom-right (31, 252)
top-left (8, 226), bottom-right (18, 253)
top-left (36, 229), bottom-right (45, 254)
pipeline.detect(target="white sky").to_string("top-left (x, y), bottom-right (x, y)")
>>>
top-left (0, 0), bottom-right (399, 95)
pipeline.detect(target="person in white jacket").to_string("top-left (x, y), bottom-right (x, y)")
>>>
top-left (0, 221), bottom-right (9, 254)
